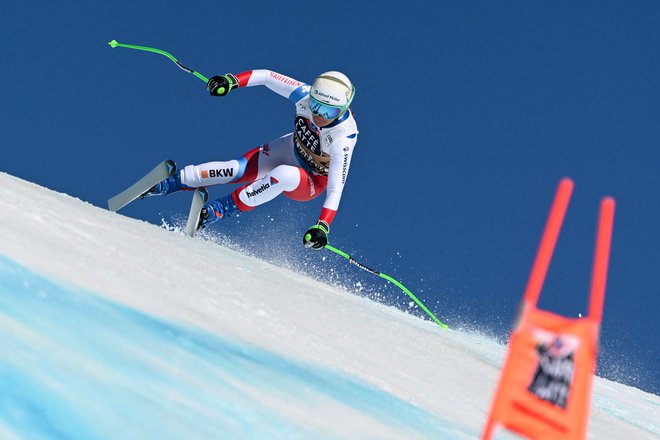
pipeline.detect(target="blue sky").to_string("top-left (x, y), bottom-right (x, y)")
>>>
top-left (2, 1), bottom-right (658, 394)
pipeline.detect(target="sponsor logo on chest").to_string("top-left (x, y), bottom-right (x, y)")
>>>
top-left (295, 116), bottom-right (321, 155)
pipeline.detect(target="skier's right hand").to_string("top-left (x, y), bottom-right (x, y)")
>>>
top-left (303, 221), bottom-right (329, 250)
top-left (207, 74), bottom-right (238, 96)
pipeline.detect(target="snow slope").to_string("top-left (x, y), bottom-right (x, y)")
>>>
top-left (0, 172), bottom-right (658, 439)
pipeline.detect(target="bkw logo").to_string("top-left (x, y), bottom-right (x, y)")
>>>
top-left (202, 168), bottom-right (234, 179)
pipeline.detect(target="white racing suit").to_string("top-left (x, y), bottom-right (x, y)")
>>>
top-left (179, 69), bottom-right (359, 226)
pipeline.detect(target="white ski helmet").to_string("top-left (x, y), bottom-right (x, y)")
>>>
top-left (309, 71), bottom-right (355, 118)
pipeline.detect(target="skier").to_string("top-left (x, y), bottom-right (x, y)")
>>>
top-left (144, 69), bottom-right (358, 250)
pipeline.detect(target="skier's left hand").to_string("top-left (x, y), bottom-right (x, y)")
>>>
top-left (303, 221), bottom-right (329, 250)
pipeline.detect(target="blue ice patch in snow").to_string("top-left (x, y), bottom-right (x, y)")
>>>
top-left (0, 254), bottom-right (469, 439)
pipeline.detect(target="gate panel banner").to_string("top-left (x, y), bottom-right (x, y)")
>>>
top-left (482, 181), bottom-right (615, 440)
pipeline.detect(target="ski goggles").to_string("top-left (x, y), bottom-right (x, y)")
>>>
top-left (309, 96), bottom-right (345, 119)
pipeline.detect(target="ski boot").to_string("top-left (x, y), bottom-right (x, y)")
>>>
top-left (141, 172), bottom-right (184, 198)
top-left (198, 194), bottom-right (240, 229)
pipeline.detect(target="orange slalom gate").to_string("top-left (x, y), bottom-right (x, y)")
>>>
top-left (482, 179), bottom-right (616, 440)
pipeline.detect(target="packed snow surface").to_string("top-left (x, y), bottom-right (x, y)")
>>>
top-left (0, 172), bottom-right (658, 439)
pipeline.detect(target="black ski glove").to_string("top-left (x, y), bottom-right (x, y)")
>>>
top-left (303, 221), bottom-right (329, 250)
top-left (207, 74), bottom-right (239, 96)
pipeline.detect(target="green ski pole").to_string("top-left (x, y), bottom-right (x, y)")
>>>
top-left (322, 243), bottom-right (449, 330)
top-left (108, 39), bottom-right (210, 85)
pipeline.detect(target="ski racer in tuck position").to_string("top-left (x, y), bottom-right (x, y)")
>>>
top-left (145, 69), bottom-right (358, 250)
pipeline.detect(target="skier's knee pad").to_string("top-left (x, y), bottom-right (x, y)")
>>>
top-left (268, 165), bottom-right (302, 191)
